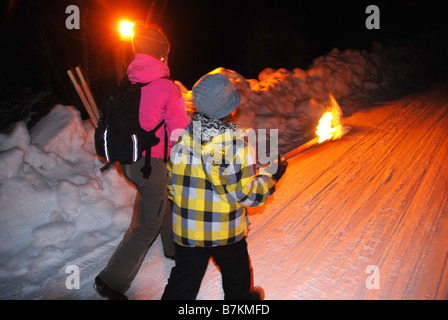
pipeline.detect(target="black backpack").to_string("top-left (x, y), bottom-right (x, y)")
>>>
top-left (94, 77), bottom-right (168, 179)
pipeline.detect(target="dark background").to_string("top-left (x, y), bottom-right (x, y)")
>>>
top-left (1, 0), bottom-right (447, 126)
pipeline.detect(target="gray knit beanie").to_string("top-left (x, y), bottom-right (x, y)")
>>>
top-left (192, 73), bottom-right (241, 119)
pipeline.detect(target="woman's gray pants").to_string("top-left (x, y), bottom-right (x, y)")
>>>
top-left (97, 157), bottom-right (175, 294)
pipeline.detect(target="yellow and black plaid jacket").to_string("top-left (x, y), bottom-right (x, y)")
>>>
top-left (167, 128), bottom-right (276, 247)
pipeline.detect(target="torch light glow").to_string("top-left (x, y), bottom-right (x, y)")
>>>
top-left (315, 93), bottom-right (345, 143)
top-left (281, 92), bottom-right (349, 161)
top-left (119, 21), bottom-right (135, 40)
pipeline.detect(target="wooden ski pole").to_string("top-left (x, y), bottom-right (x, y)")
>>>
top-left (75, 66), bottom-right (99, 122)
top-left (67, 69), bottom-right (97, 126)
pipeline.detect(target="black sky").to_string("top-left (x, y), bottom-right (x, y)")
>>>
top-left (1, 0), bottom-right (447, 111)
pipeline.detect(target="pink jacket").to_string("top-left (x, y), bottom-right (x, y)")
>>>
top-left (127, 53), bottom-right (189, 159)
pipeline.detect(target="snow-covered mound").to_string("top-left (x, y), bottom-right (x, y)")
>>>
top-left (0, 106), bottom-right (136, 298)
top-left (178, 48), bottom-right (390, 154)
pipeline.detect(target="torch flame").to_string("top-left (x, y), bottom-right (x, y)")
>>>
top-left (280, 93), bottom-right (349, 161)
top-left (316, 93), bottom-right (346, 143)
top-left (316, 112), bottom-right (335, 143)
top-left (119, 21), bottom-right (135, 40)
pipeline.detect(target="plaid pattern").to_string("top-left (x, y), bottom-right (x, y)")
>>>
top-left (167, 129), bottom-right (276, 247)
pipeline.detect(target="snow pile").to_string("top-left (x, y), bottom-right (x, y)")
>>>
top-left (179, 48), bottom-right (389, 154)
top-left (0, 105), bottom-right (136, 299)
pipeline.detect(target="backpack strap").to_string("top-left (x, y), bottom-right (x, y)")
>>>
top-left (140, 119), bottom-right (166, 179)
top-left (152, 119), bottom-right (168, 161)
top-left (141, 144), bottom-right (152, 179)
top-left (163, 123), bottom-right (168, 162)
top-left (99, 162), bottom-right (111, 173)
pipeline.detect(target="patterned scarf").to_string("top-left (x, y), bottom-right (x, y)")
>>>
top-left (187, 113), bottom-right (237, 142)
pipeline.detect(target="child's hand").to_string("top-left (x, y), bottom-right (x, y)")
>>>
top-left (272, 156), bottom-right (288, 181)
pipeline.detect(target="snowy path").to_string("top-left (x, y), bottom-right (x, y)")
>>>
top-left (6, 88), bottom-right (447, 300)
top-left (243, 88), bottom-right (448, 300)
top-left (122, 88), bottom-right (448, 300)
top-left (126, 88), bottom-right (448, 300)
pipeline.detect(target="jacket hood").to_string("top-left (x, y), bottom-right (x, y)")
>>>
top-left (127, 53), bottom-right (170, 83)
top-left (173, 127), bottom-right (246, 170)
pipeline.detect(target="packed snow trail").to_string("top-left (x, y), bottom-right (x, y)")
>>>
top-left (1, 87), bottom-right (447, 300)
top-left (58, 87), bottom-right (448, 299)
top-left (243, 87), bottom-right (448, 300)
top-left (128, 87), bottom-right (448, 300)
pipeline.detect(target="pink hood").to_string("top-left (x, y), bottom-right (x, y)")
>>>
top-left (128, 53), bottom-right (170, 83)
top-left (127, 54), bottom-right (189, 159)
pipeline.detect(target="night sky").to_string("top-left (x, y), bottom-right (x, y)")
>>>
top-left (1, 0), bottom-right (447, 117)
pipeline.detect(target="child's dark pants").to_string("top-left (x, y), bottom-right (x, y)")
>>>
top-left (162, 238), bottom-right (253, 300)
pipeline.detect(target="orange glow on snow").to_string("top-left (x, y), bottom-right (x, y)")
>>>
top-left (316, 93), bottom-right (345, 143)
top-left (119, 21), bottom-right (135, 40)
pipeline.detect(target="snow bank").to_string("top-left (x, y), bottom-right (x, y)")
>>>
top-left (0, 105), bottom-right (136, 298)
top-left (179, 48), bottom-right (390, 154)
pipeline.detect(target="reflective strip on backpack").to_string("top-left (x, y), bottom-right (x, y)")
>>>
top-left (131, 134), bottom-right (138, 162)
top-left (103, 128), bottom-right (110, 162)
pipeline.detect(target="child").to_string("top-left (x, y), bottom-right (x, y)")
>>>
top-left (162, 73), bottom-right (287, 300)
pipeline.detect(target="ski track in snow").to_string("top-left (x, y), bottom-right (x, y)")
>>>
top-left (245, 88), bottom-right (448, 300)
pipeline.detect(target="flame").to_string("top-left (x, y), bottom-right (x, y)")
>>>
top-left (316, 93), bottom-right (345, 143)
top-left (316, 112), bottom-right (335, 143)
top-left (119, 21), bottom-right (135, 40)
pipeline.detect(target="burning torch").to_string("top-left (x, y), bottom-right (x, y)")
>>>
top-left (281, 93), bottom-right (350, 162)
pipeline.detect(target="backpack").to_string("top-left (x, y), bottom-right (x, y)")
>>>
top-left (94, 77), bottom-right (168, 179)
